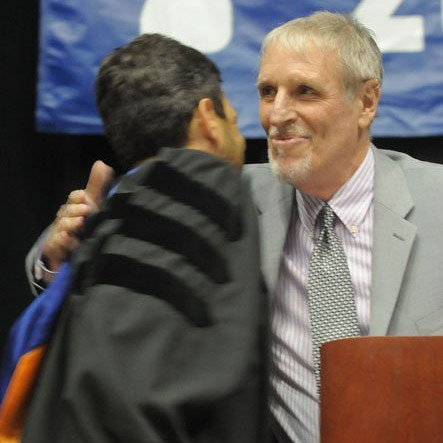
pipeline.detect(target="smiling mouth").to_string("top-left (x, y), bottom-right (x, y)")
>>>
top-left (270, 134), bottom-right (309, 146)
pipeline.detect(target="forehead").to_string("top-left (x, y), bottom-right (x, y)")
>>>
top-left (258, 42), bottom-right (340, 85)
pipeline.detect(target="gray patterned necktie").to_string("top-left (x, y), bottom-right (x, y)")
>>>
top-left (307, 203), bottom-right (361, 392)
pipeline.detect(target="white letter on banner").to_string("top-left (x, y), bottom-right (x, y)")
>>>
top-left (353, 0), bottom-right (425, 52)
top-left (139, 0), bottom-right (233, 54)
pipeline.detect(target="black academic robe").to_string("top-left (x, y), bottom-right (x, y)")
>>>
top-left (23, 147), bottom-right (269, 443)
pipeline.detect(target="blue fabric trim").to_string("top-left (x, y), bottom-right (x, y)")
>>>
top-left (0, 262), bottom-right (72, 402)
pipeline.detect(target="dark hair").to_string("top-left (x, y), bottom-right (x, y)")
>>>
top-left (95, 33), bottom-right (225, 171)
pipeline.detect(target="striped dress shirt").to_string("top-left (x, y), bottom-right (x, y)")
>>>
top-left (271, 148), bottom-right (374, 443)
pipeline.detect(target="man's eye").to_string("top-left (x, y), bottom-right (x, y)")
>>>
top-left (259, 85), bottom-right (275, 98)
top-left (299, 86), bottom-right (314, 95)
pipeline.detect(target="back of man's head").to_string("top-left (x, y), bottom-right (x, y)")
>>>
top-left (95, 33), bottom-right (226, 171)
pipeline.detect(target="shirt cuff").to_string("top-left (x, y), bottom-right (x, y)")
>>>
top-left (33, 257), bottom-right (59, 292)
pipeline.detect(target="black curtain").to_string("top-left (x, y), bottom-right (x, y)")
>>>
top-left (1, 1), bottom-right (442, 348)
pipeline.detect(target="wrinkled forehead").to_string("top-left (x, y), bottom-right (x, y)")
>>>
top-left (258, 39), bottom-right (341, 80)
top-left (257, 39), bottom-right (354, 99)
top-left (261, 33), bottom-right (339, 65)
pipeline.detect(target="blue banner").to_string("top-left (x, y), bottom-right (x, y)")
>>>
top-left (37, 0), bottom-right (443, 137)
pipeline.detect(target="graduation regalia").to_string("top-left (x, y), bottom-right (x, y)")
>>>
top-left (22, 147), bottom-right (269, 442)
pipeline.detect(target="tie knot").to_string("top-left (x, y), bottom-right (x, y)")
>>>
top-left (318, 203), bottom-right (336, 231)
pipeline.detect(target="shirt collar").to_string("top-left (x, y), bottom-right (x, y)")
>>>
top-left (296, 147), bottom-right (374, 236)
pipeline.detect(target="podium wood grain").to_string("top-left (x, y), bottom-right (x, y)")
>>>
top-left (320, 336), bottom-right (443, 443)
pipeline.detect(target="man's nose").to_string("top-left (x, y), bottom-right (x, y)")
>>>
top-left (268, 92), bottom-right (297, 127)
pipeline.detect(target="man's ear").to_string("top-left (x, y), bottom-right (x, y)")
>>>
top-left (196, 97), bottom-right (220, 144)
top-left (358, 79), bottom-right (381, 129)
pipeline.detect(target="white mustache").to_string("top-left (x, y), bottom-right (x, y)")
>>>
top-left (268, 125), bottom-right (309, 138)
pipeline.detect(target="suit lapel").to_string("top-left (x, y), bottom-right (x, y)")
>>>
top-left (256, 179), bottom-right (293, 295)
top-left (370, 149), bottom-right (416, 335)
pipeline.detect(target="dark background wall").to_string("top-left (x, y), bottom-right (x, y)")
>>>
top-left (1, 2), bottom-right (442, 348)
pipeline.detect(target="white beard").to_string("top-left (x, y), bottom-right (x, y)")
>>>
top-left (268, 143), bottom-right (313, 187)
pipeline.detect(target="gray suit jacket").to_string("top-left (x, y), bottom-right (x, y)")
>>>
top-left (244, 147), bottom-right (443, 337)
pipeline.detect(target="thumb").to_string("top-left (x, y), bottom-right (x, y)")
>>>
top-left (84, 160), bottom-right (114, 210)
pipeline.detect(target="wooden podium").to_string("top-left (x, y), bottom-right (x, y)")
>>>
top-left (320, 336), bottom-right (443, 443)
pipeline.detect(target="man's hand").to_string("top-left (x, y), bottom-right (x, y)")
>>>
top-left (41, 161), bottom-right (114, 273)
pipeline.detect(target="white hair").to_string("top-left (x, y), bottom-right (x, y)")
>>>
top-left (261, 11), bottom-right (383, 99)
